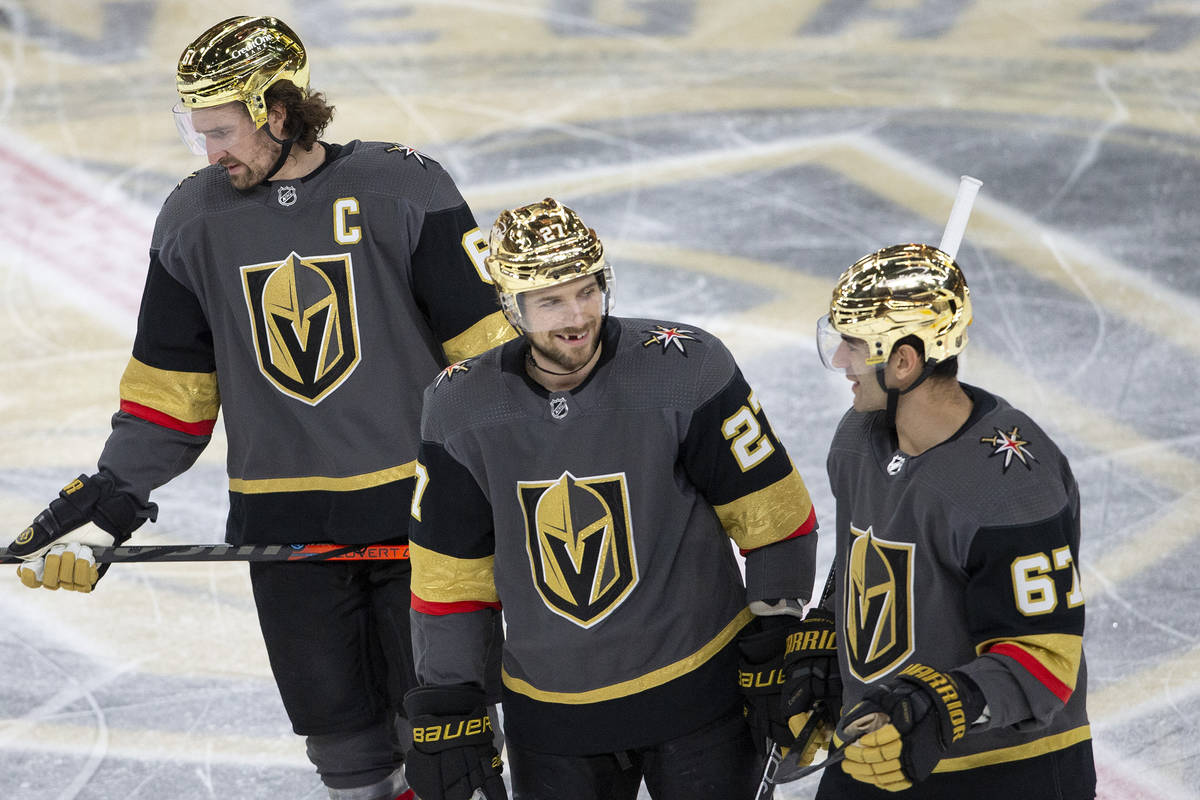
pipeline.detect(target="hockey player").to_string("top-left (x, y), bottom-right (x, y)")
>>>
top-left (811, 243), bottom-right (1096, 798)
top-left (8, 16), bottom-right (514, 800)
top-left (402, 198), bottom-right (823, 800)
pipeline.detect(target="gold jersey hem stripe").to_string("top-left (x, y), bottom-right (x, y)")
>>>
top-left (502, 607), bottom-right (754, 705)
top-left (119, 357), bottom-right (220, 423)
top-left (442, 311), bottom-right (518, 364)
top-left (229, 461), bottom-right (417, 494)
top-left (933, 725), bottom-right (1092, 772)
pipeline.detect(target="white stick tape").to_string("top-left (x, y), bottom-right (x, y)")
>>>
top-left (938, 175), bottom-right (982, 261)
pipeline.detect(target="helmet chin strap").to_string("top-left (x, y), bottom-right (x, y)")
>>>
top-left (262, 125), bottom-right (301, 182)
top-left (877, 360), bottom-right (938, 430)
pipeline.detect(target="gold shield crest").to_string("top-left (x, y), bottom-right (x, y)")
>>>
top-left (241, 251), bottom-right (361, 404)
top-left (844, 524), bottom-right (915, 682)
top-left (518, 471), bottom-right (638, 628)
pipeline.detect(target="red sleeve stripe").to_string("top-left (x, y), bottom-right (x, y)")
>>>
top-left (411, 592), bottom-right (502, 616)
top-left (739, 505), bottom-right (818, 556)
top-left (988, 642), bottom-right (1074, 704)
top-left (120, 399), bottom-right (216, 436)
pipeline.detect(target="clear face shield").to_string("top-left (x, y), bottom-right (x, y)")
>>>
top-left (502, 272), bottom-right (613, 333)
top-left (172, 101), bottom-right (262, 156)
top-left (816, 314), bottom-right (878, 378)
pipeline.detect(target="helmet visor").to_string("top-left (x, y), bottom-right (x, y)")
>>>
top-left (172, 102), bottom-right (262, 156)
top-left (816, 314), bottom-right (878, 377)
top-left (816, 314), bottom-right (843, 370)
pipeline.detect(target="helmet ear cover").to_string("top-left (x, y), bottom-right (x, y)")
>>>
top-left (176, 15), bottom-right (309, 130)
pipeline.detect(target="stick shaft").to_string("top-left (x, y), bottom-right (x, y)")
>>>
top-left (938, 175), bottom-right (982, 261)
top-left (0, 543), bottom-right (409, 564)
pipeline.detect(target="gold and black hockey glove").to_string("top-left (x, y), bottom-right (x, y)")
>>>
top-left (738, 612), bottom-right (801, 757)
top-left (739, 605), bottom-right (841, 769)
top-left (781, 607), bottom-right (841, 766)
top-left (838, 663), bottom-right (985, 792)
top-left (404, 684), bottom-right (507, 800)
top-left (10, 473), bottom-right (155, 592)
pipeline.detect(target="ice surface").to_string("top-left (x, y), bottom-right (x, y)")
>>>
top-left (2, 2), bottom-right (1198, 798)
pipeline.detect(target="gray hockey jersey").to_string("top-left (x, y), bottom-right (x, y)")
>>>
top-left (826, 385), bottom-right (1092, 777)
top-left (99, 141), bottom-right (514, 544)
top-left (410, 317), bottom-right (818, 753)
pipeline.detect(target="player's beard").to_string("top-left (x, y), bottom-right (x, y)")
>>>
top-left (219, 135), bottom-right (283, 190)
top-left (528, 320), bottom-right (602, 374)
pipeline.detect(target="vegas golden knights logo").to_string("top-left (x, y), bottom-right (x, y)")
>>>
top-left (845, 525), bottom-right (915, 682)
top-left (518, 471), bottom-right (638, 628)
top-left (241, 252), bottom-right (361, 404)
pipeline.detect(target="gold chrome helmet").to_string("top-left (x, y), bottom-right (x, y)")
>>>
top-left (817, 243), bottom-right (971, 371)
top-left (174, 16), bottom-right (308, 153)
top-left (486, 198), bottom-right (613, 332)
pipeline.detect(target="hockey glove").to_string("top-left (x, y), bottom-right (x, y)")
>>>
top-left (11, 473), bottom-right (155, 593)
top-left (781, 607), bottom-right (841, 766)
top-left (838, 663), bottom-right (985, 792)
top-left (404, 684), bottom-right (507, 800)
top-left (738, 603), bottom-right (810, 759)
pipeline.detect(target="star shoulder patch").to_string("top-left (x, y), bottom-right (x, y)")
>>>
top-left (435, 359), bottom-right (472, 388)
top-left (386, 144), bottom-right (428, 165)
top-left (642, 325), bottom-right (697, 354)
top-left (980, 425), bottom-right (1038, 472)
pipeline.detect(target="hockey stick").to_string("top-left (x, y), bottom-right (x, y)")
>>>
top-left (768, 711), bottom-right (888, 788)
top-left (938, 175), bottom-right (982, 261)
top-left (0, 542), bottom-right (410, 564)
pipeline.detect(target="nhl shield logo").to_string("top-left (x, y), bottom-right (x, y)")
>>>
top-left (845, 525), bottom-right (915, 682)
top-left (549, 396), bottom-right (569, 419)
top-left (277, 185), bottom-right (297, 206)
top-left (241, 252), bottom-right (361, 404)
top-left (518, 471), bottom-right (639, 628)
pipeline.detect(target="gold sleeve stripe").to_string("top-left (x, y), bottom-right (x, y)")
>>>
top-left (410, 541), bottom-right (499, 605)
top-left (979, 634), bottom-right (1083, 701)
top-left (713, 465), bottom-right (816, 551)
top-left (933, 725), bottom-right (1091, 772)
top-left (229, 461), bottom-right (416, 494)
top-left (503, 608), bottom-right (754, 704)
top-left (442, 311), bottom-right (518, 363)
top-left (119, 357), bottom-right (220, 424)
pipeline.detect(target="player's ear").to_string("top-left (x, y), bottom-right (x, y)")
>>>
top-left (890, 342), bottom-right (922, 384)
top-left (267, 103), bottom-right (288, 137)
